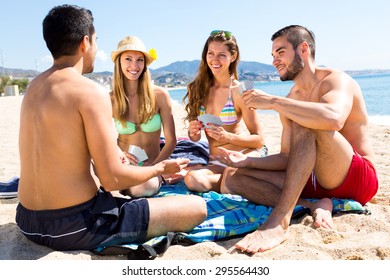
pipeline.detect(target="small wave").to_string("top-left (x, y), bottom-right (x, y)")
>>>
top-left (369, 115), bottom-right (390, 126)
top-left (170, 99), bottom-right (181, 106)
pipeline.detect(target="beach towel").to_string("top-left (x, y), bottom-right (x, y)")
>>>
top-left (163, 139), bottom-right (209, 166)
top-left (92, 181), bottom-right (369, 259)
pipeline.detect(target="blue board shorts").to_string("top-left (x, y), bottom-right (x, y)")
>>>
top-left (15, 188), bottom-right (149, 251)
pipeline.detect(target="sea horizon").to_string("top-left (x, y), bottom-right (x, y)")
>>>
top-left (168, 73), bottom-right (390, 127)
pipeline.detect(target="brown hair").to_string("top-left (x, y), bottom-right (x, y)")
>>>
top-left (271, 25), bottom-right (316, 59)
top-left (183, 31), bottom-right (240, 122)
top-left (111, 53), bottom-right (156, 126)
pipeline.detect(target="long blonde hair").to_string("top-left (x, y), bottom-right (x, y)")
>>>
top-left (183, 32), bottom-right (240, 121)
top-left (111, 53), bottom-right (156, 126)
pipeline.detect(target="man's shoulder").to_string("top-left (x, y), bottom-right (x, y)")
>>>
top-left (317, 67), bottom-right (351, 81)
top-left (75, 75), bottom-right (109, 97)
top-left (35, 68), bottom-right (108, 95)
top-left (314, 68), bottom-right (361, 101)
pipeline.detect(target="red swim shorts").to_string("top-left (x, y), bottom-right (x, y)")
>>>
top-left (301, 150), bottom-right (378, 205)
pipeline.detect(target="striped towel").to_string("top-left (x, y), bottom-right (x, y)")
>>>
top-left (156, 181), bottom-right (368, 243)
top-left (93, 180), bottom-right (369, 258)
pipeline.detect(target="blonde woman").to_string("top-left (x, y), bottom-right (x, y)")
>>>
top-left (111, 36), bottom-right (176, 197)
top-left (183, 30), bottom-right (267, 193)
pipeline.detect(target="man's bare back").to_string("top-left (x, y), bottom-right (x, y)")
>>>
top-left (16, 5), bottom-right (206, 251)
top-left (18, 67), bottom-right (107, 210)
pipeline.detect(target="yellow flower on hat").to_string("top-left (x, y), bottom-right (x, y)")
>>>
top-left (149, 48), bottom-right (158, 61)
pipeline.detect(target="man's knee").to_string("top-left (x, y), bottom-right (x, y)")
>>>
top-left (125, 178), bottom-right (160, 198)
top-left (291, 122), bottom-right (314, 136)
top-left (186, 195), bottom-right (208, 222)
top-left (291, 122), bottom-right (333, 141)
top-left (292, 122), bottom-right (340, 151)
top-left (290, 122), bottom-right (320, 147)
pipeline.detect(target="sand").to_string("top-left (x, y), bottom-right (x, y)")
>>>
top-left (1, 95), bottom-right (390, 261)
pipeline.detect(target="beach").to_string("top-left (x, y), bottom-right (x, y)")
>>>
top-left (1, 95), bottom-right (390, 261)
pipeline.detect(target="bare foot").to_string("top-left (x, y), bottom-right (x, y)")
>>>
top-left (311, 198), bottom-right (334, 229)
top-left (234, 223), bottom-right (289, 254)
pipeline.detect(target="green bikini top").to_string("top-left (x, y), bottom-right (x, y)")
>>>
top-left (114, 113), bottom-right (162, 135)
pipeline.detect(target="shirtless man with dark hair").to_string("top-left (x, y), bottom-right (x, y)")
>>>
top-left (16, 4), bottom-right (206, 251)
top-left (216, 25), bottom-right (378, 253)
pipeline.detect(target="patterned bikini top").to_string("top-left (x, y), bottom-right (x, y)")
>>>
top-left (199, 85), bottom-right (238, 126)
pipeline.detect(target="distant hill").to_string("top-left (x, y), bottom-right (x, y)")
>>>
top-left (238, 61), bottom-right (276, 74)
top-left (2, 64), bottom-right (390, 81)
top-left (0, 67), bottom-right (39, 77)
top-left (151, 60), bottom-right (200, 76)
top-left (150, 60), bottom-right (276, 77)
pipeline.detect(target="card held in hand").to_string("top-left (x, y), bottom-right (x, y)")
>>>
top-left (128, 145), bottom-right (148, 163)
top-left (197, 114), bottom-right (223, 129)
top-left (238, 80), bottom-right (254, 95)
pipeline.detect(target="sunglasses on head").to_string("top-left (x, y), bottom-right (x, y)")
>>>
top-left (210, 30), bottom-right (233, 39)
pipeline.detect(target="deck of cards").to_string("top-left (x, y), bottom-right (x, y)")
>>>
top-left (238, 80), bottom-right (254, 95)
top-left (128, 145), bottom-right (148, 164)
top-left (197, 114), bottom-right (223, 129)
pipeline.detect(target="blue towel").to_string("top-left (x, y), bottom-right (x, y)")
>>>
top-left (165, 139), bottom-right (210, 166)
top-left (93, 180), bottom-right (368, 258)
top-left (155, 181), bottom-right (368, 242)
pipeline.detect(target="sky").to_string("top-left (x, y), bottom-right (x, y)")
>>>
top-left (1, 0), bottom-right (389, 73)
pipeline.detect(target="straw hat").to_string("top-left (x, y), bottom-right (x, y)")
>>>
top-left (111, 36), bottom-right (155, 66)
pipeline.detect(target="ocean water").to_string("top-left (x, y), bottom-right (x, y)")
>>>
top-left (168, 73), bottom-right (390, 126)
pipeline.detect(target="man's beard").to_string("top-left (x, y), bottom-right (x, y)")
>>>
top-left (82, 63), bottom-right (94, 74)
top-left (280, 52), bottom-right (304, 81)
top-left (82, 53), bottom-right (95, 74)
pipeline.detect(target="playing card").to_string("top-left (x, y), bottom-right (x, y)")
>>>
top-left (128, 145), bottom-right (148, 163)
top-left (238, 80), bottom-right (254, 95)
top-left (197, 114), bottom-right (223, 129)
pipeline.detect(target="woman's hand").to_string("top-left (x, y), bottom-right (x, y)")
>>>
top-left (188, 120), bottom-right (203, 138)
top-left (123, 151), bottom-right (139, 166)
top-left (120, 151), bottom-right (130, 165)
top-left (205, 124), bottom-right (232, 143)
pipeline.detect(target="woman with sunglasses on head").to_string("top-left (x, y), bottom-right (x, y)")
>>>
top-left (182, 30), bottom-right (267, 193)
top-left (110, 36), bottom-right (177, 197)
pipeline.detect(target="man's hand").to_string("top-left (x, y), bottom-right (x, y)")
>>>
top-left (159, 158), bottom-right (190, 174)
top-left (210, 147), bottom-right (248, 168)
top-left (242, 89), bottom-right (275, 110)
